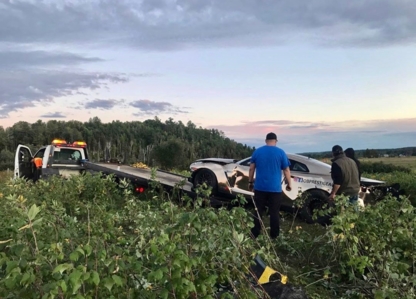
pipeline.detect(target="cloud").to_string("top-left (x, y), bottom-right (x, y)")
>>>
top-left (212, 118), bottom-right (416, 153)
top-left (242, 120), bottom-right (303, 126)
top-left (84, 98), bottom-right (125, 110)
top-left (40, 112), bottom-right (66, 118)
top-left (214, 120), bottom-right (331, 139)
top-left (1, 0), bottom-right (416, 50)
top-left (0, 69), bottom-right (128, 118)
top-left (0, 50), bottom-right (103, 70)
top-left (130, 99), bottom-right (189, 116)
top-left (243, 120), bottom-right (330, 127)
top-left (0, 43), bottom-right (137, 118)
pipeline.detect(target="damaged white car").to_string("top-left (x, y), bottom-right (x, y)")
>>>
top-left (189, 154), bottom-right (386, 223)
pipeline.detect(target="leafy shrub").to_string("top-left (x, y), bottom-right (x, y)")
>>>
top-left (0, 173), bottom-right (279, 298)
top-left (273, 193), bottom-right (416, 298)
top-left (3, 169), bottom-right (415, 299)
top-left (328, 195), bottom-right (416, 298)
top-left (365, 171), bottom-right (416, 205)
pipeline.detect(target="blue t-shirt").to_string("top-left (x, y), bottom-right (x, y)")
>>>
top-left (250, 146), bottom-right (290, 192)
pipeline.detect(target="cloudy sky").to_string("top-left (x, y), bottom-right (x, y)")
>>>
top-left (1, 0), bottom-right (415, 153)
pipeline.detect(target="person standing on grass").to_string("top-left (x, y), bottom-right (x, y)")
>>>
top-left (248, 132), bottom-right (292, 239)
top-left (329, 145), bottom-right (361, 205)
top-left (344, 147), bottom-right (362, 182)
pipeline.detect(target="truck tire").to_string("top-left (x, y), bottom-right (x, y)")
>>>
top-left (300, 190), bottom-right (333, 225)
top-left (193, 169), bottom-right (218, 195)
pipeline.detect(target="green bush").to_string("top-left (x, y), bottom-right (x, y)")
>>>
top-left (274, 195), bottom-right (416, 299)
top-left (361, 161), bottom-right (411, 174)
top-left (0, 174), bottom-right (278, 298)
top-left (364, 171), bottom-right (416, 205)
top-left (2, 170), bottom-right (415, 299)
top-left (329, 195), bottom-right (416, 298)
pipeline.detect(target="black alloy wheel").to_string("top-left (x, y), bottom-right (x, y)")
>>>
top-left (193, 169), bottom-right (218, 195)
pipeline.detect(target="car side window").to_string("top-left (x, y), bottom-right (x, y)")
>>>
top-left (34, 148), bottom-right (46, 159)
top-left (289, 159), bottom-right (309, 172)
top-left (239, 158), bottom-right (251, 166)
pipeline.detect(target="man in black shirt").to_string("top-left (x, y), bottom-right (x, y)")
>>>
top-left (329, 145), bottom-right (360, 204)
top-left (344, 147), bottom-right (361, 181)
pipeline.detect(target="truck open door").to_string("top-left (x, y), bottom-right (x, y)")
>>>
top-left (14, 145), bottom-right (34, 180)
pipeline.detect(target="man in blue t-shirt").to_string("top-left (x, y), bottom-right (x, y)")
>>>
top-left (248, 132), bottom-right (292, 239)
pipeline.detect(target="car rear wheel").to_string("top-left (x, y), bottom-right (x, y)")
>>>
top-left (300, 190), bottom-right (333, 225)
top-left (193, 169), bottom-right (218, 195)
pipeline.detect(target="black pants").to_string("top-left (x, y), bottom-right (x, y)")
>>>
top-left (251, 190), bottom-right (282, 239)
top-left (33, 167), bottom-right (41, 182)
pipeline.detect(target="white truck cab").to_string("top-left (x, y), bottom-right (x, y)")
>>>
top-left (14, 139), bottom-right (89, 181)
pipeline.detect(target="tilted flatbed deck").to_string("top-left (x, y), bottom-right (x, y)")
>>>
top-left (83, 162), bottom-right (231, 205)
top-left (85, 162), bottom-right (192, 190)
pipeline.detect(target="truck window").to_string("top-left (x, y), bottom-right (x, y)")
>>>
top-left (34, 148), bottom-right (46, 158)
top-left (53, 149), bottom-right (83, 161)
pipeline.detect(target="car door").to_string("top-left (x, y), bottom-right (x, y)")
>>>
top-left (230, 157), bottom-right (308, 199)
top-left (14, 145), bottom-right (33, 180)
top-left (283, 159), bottom-right (310, 200)
top-left (228, 158), bottom-right (253, 194)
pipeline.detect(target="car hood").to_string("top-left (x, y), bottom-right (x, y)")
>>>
top-left (194, 158), bottom-right (237, 164)
top-left (361, 177), bottom-right (385, 186)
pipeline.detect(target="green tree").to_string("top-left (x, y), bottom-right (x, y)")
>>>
top-left (0, 149), bottom-right (14, 170)
top-left (0, 117), bottom-right (255, 170)
top-left (153, 138), bottom-right (187, 169)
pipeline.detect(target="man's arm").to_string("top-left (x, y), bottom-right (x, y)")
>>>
top-left (329, 163), bottom-right (342, 200)
top-left (329, 184), bottom-right (341, 200)
top-left (282, 167), bottom-right (292, 191)
top-left (248, 163), bottom-right (256, 191)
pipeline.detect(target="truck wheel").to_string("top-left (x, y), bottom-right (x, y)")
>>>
top-left (193, 169), bottom-right (218, 195)
top-left (300, 190), bottom-right (333, 225)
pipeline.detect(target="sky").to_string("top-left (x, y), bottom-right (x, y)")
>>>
top-left (0, 0), bottom-right (416, 153)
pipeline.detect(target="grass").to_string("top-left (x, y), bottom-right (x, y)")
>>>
top-left (278, 214), bottom-right (333, 297)
top-left (0, 169), bottom-right (12, 183)
top-left (360, 156), bottom-right (416, 171)
top-left (248, 207), bottom-right (336, 298)
top-left (320, 156), bottom-right (416, 170)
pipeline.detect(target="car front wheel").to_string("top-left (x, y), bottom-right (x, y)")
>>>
top-left (300, 190), bottom-right (333, 225)
top-left (193, 169), bottom-right (218, 195)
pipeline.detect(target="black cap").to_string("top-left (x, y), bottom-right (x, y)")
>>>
top-left (266, 132), bottom-right (277, 140)
top-left (332, 145), bottom-right (343, 155)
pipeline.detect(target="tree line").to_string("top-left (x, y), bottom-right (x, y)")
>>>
top-left (0, 117), bottom-right (255, 171)
top-left (300, 147), bottom-right (416, 160)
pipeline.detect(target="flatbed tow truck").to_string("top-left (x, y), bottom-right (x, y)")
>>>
top-left (14, 139), bottom-right (231, 206)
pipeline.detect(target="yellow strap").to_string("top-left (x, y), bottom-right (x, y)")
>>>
top-left (258, 266), bottom-right (277, 284)
top-left (258, 267), bottom-right (288, 285)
